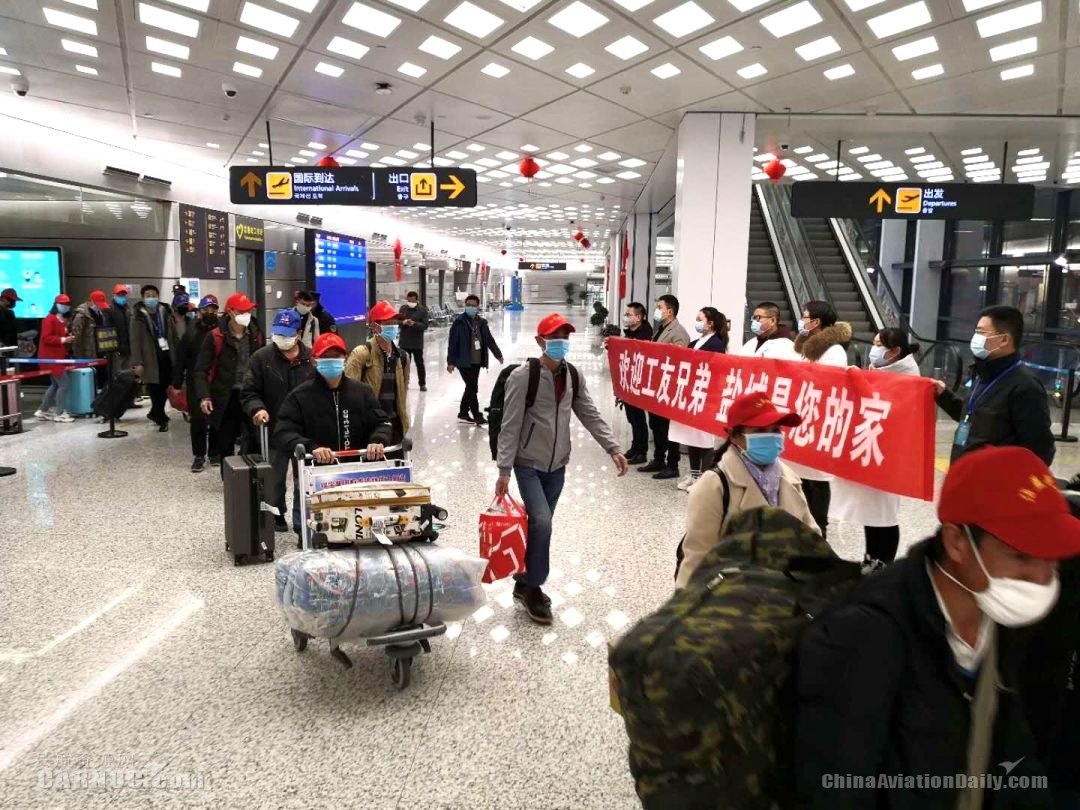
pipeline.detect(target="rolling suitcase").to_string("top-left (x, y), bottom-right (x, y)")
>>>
top-left (92, 371), bottom-right (137, 420)
top-left (65, 367), bottom-right (96, 416)
top-left (223, 424), bottom-right (277, 566)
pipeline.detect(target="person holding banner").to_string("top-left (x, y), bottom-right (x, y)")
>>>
top-left (617, 302), bottom-right (653, 464)
top-left (740, 301), bottom-right (794, 359)
top-left (640, 294), bottom-right (691, 480)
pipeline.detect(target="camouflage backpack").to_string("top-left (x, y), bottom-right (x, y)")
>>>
top-left (608, 507), bottom-right (862, 810)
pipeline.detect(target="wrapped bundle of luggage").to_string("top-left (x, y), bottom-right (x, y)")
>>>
top-left (275, 543), bottom-right (487, 641)
top-left (307, 481), bottom-right (442, 545)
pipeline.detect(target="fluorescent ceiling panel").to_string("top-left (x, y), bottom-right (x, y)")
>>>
top-left (699, 35), bottom-right (742, 60)
top-left (240, 3), bottom-right (300, 37)
top-left (138, 3), bottom-right (200, 38)
top-left (315, 61), bottom-right (344, 77)
top-left (760, 1), bottom-right (823, 38)
top-left (548, 2), bottom-right (609, 38)
top-left (327, 36), bottom-right (369, 60)
top-left (911, 63), bottom-right (943, 80)
top-left (398, 61), bottom-right (426, 77)
top-left (308, 141), bottom-right (326, 149)
top-left (62, 39), bottom-right (98, 57)
top-left (616, 171), bottom-right (641, 180)
top-left (75, 64), bottom-right (97, 74)
top-left (145, 36), bottom-right (190, 59)
top-left (495, 0), bottom-right (543, 10)
top-left (512, 36), bottom-right (554, 60)
top-left (844, 0), bottom-right (884, 9)
top-left (419, 35), bottom-right (461, 60)
top-left (565, 62), bottom-right (595, 78)
top-left (620, 157), bottom-right (646, 167)
top-left (233, 61), bottom-right (263, 77)
top-left (976, 2), bottom-right (1041, 38)
top-left (796, 35), bottom-right (840, 60)
top-left (236, 35), bottom-right (279, 59)
top-left (651, 62), bottom-right (681, 78)
top-left (63, 0), bottom-right (98, 9)
top-left (737, 62), bottom-right (767, 78)
top-left (43, 7), bottom-right (98, 35)
top-left (1000, 63), bottom-right (1034, 80)
top-left (612, 0), bottom-right (654, 9)
top-left (962, 0), bottom-right (1008, 9)
top-left (824, 63), bottom-right (854, 79)
top-left (728, 0), bottom-right (770, 8)
top-left (342, 3), bottom-right (401, 37)
top-left (444, 2), bottom-right (505, 38)
top-left (606, 35), bottom-right (648, 59)
top-left (274, 0), bottom-right (319, 10)
top-left (298, 149), bottom-right (316, 156)
top-left (385, 0), bottom-right (428, 9)
top-left (151, 61), bottom-right (181, 77)
top-left (481, 62), bottom-right (510, 77)
top-left (988, 36), bottom-right (1037, 61)
top-left (653, 2), bottom-right (714, 38)
top-left (891, 35), bottom-right (937, 61)
top-left (866, 1), bottom-right (931, 39)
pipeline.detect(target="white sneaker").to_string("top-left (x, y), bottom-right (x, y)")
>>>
top-left (34, 410), bottom-right (54, 421)
top-left (52, 411), bottom-right (75, 423)
top-left (676, 475), bottom-right (694, 492)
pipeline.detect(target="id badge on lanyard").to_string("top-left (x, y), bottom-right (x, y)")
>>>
top-left (473, 337), bottom-right (482, 351)
top-left (954, 417), bottom-right (971, 448)
top-left (157, 336), bottom-right (169, 351)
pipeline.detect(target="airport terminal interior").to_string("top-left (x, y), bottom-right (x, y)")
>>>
top-left (3, 0), bottom-right (1080, 807)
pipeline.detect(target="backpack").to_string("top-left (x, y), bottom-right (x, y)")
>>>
top-left (608, 507), bottom-right (862, 810)
top-left (486, 358), bottom-right (580, 461)
top-left (206, 327), bottom-right (262, 383)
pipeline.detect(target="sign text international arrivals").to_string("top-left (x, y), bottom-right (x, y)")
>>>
top-left (790, 181), bottom-right (1035, 220)
top-left (229, 165), bottom-right (478, 208)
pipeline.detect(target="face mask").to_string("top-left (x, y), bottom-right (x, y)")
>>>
top-left (379, 325), bottom-right (400, 342)
top-left (296, 303), bottom-right (312, 316)
top-left (185, 310), bottom-right (197, 320)
top-left (694, 321), bottom-right (706, 334)
top-left (144, 297), bottom-right (158, 309)
top-left (743, 432), bottom-right (784, 466)
top-left (465, 306), bottom-right (478, 317)
top-left (970, 333), bottom-right (990, 360)
top-left (869, 346), bottom-right (888, 367)
top-left (936, 528), bottom-right (1060, 628)
top-left (750, 319), bottom-right (763, 336)
top-left (799, 320), bottom-right (813, 337)
top-left (201, 312), bottom-right (218, 325)
top-left (56, 304), bottom-right (70, 315)
top-left (405, 301), bottom-right (417, 308)
top-left (543, 338), bottom-right (570, 361)
top-left (273, 334), bottom-right (298, 352)
top-left (653, 308), bottom-right (663, 321)
top-left (622, 316), bottom-right (637, 328)
top-left (315, 358), bottom-right (345, 379)
top-left (114, 296), bottom-right (127, 307)
top-left (234, 312), bottom-right (252, 328)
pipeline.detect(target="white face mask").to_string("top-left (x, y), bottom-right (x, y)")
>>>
top-left (653, 307), bottom-right (663, 321)
top-left (273, 334), bottom-right (298, 352)
top-left (869, 345), bottom-right (888, 367)
top-left (936, 528), bottom-right (1060, 628)
top-left (296, 303), bottom-right (312, 316)
top-left (234, 312), bottom-right (252, 328)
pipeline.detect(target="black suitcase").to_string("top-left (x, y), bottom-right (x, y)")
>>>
top-left (223, 424), bottom-right (276, 566)
top-left (92, 370), bottom-right (137, 420)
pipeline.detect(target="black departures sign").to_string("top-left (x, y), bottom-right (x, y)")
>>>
top-left (179, 204), bottom-right (230, 279)
top-left (230, 165), bottom-right (478, 208)
top-left (790, 181), bottom-right (1036, 220)
top-left (518, 262), bottom-right (567, 271)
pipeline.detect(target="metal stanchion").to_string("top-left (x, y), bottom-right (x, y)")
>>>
top-left (97, 353), bottom-right (128, 439)
top-left (0, 345), bottom-right (18, 475)
top-left (1059, 368), bottom-right (1079, 443)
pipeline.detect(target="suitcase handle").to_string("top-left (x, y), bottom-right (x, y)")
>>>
top-left (259, 422), bottom-right (270, 461)
top-left (293, 438), bottom-right (411, 463)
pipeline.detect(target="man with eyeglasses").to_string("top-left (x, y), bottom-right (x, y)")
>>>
top-left (739, 301), bottom-right (794, 359)
top-left (935, 305), bottom-right (1054, 465)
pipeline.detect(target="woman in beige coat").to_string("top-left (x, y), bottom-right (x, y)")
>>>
top-left (675, 393), bottom-right (820, 588)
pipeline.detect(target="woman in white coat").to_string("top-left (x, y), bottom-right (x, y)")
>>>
top-left (829, 328), bottom-right (922, 569)
top-left (669, 307), bottom-right (729, 491)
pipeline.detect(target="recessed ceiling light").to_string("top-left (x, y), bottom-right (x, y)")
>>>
top-left (606, 35), bottom-right (649, 60)
top-left (977, 2), bottom-right (1041, 38)
top-left (245, 157), bottom-right (258, 164)
top-left (252, 150), bottom-right (265, 156)
top-left (728, 0), bottom-right (770, 9)
top-left (383, 157), bottom-right (406, 166)
top-left (911, 63), bottom-right (943, 80)
top-left (961, 147), bottom-right (982, 155)
top-left (315, 61), bottom-right (344, 77)
top-left (575, 144), bottom-right (592, 152)
top-left (240, 3), bottom-right (300, 37)
top-left (512, 36), bottom-right (554, 60)
top-left (206, 142), bottom-right (219, 149)
top-left (1017, 147), bottom-right (1041, 156)
top-left (342, 2), bottom-right (401, 37)
top-left (597, 151), bottom-right (620, 161)
top-left (233, 61), bottom-right (263, 77)
top-left (419, 35), bottom-right (461, 60)
top-left (43, 7), bottom-right (98, 35)
top-left (398, 61), bottom-right (426, 77)
top-left (298, 149), bottom-right (316, 157)
top-left (360, 142), bottom-right (378, 150)
top-left (565, 62), bottom-right (595, 78)
top-left (397, 149), bottom-right (419, 159)
top-left (909, 155), bottom-right (936, 163)
top-left (824, 63), bottom-right (854, 79)
top-left (760, 1), bottom-right (823, 38)
top-left (844, 0), bottom-right (884, 9)
top-left (385, 0), bottom-right (428, 9)
top-left (549, 2), bottom-right (609, 37)
top-left (467, 143), bottom-right (486, 152)
top-left (653, 1), bottom-right (714, 38)
top-left (989, 36), bottom-right (1037, 61)
top-left (620, 157), bottom-right (646, 167)
top-left (346, 150), bottom-right (369, 158)
top-left (151, 61), bottom-right (181, 77)
top-left (327, 36), bottom-right (369, 61)
top-left (548, 151), bottom-right (570, 160)
top-left (413, 143), bottom-right (429, 151)
top-left (481, 62), bottom-right (510, 78)
top-left (1001, 63), bottom-right (1034, 80)
top-left (61, 39), bottom-right (98, 57)
top-left (521, 144), bottom-right (539, 152)
top-left (496, 151), bottom-right (517, 160)
top-left (848, 146), bottom-right (868, 154)
top-left (138, 3), bottom-right (200, 38)
top-left (475, 157), bottom-right (500, 167)
top-left (792, 146), bottom-right (813, 154)
top-left (612, 0), bottom-right (654, 9)
top-left (336, 157), bottom-right (357, 165)
top-left (651, 62), bottom-right (680, 79)
top-left (75, 64), bottom-right (97, 75)
top-left (796, 35), bottom-right (840, 61)
top-left (571, 157), bottom-right (598, 168)
top-left (699, 35), bottom-right (742, 61)
top-left (891, 35), bottom-right (937, 61)
top-left (905, 147), bottom-right (925, 155)
top-left (616, 170), bottom-right (641, 180)
top-left (145, 36), bottom-right (189, 59)
top-left (596, 177), bottom-right (615, 184)
top-left (236, 35), bottom-right (279, 60)
top-left (274, 0), bottom-right (318, 10)
top-left (856, 153), bottom-right (882, 162)
top-left (444, 2), bottom-right (505, 38)
top-left (867, 1), bottom-right (931, 39)
top-left (737, 62), bottom-right (767, 79)
top-left (962, 0), bottom-right (1009, 9)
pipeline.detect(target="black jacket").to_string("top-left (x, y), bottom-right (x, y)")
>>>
top-left (298, 304), bottom-right (336, 346)
top-left (623, 321), bottom-right (653, 341)
top-left (192, 322), bottom-right (264, 428)
top-left (397, 303), bottom-right (429, 350)
top-left (937, 352), bottom-right (1054, 465)
top-left (447, 312), bottom-right (502, 369)
top-left (173, 316), bottom-right (219, 389)
top-left (104, 303), bottom-right (131, 354)
top-left (240, 343), bottom-right (316, 426)
top-left (272, 375), bottom-right (393, 456)
top-left (0, 303), bottom-right (16, 348)
top-left (693, 332), bottom-right (727, 353)
top-left (796, 538), bottom-right (1052, 810)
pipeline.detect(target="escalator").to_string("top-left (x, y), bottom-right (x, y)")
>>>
top-left (747, 194), bottom-right (795, 330)
top-left (800, 218), bottom-right (877, 343)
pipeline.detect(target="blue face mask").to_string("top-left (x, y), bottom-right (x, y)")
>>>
top-left (57, 304), bottom-right (70, 314)
top-left (114, 296), bottom-right (127, 307)
top-left (743, 432), bottom-right (785, 466)
top-left (694, 321), bottom-right (706, 334)
top-left (750, 319), bottom-right (763, 336)
top-left (315, 358), bottom-right (345, 380)
top-left (465, 305), bottom-right (478, 317)
top-left (544, 338), bottom-right (570, 361)
top-left (144, 297), bottom-right (158, 309)
top-left (185, 310), bottom-right (197, 320)
top-left (379, 325), bottom-right (400, 342)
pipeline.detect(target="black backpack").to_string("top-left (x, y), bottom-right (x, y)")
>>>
top-left (487, 358), bottom-right (580, 461)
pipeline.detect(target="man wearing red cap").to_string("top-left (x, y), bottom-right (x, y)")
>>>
top-left (344, 300), bottom-right (410, 441)
top-left (0, 288), bottom-right (21, 349)
top-left (796, 446), bottom-right (1080, 810)
top-left (495, 313), bottom-right (628, 624)
top-left (104, 284), bottom-right (133, 372)
top-left (69, 290), bottom-right (112, 385)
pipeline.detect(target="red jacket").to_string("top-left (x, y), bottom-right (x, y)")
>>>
top-left (38, 312), bottom-right (70, 378)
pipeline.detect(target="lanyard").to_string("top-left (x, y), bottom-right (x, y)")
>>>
top-left (966, 361), bottom-right (1020, 416)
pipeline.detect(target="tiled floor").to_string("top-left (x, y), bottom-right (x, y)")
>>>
top-left (1, 309), bottom-right (1078, 809)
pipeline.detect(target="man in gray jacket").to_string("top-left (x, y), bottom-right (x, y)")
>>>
top-left (495, 313), bottom-right (629, 624)
top-left (639, 294), bottom-right (692, 479)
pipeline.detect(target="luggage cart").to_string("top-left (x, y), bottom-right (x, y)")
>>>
top-left (287, 440), bottom-right (449, 689)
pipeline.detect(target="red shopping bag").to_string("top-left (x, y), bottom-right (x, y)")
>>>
top-left (478, 494), bottom-right (528, 584)
top-left (166, 384), bottom-right (188, 413)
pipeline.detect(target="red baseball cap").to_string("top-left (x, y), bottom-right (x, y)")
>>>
top-left (312, 332), bottom-right (347, 358)
top-left (369, 300), bottom-right (399, 322)
top-left (725, 393), bottom-right (803, 432)
top-left (1, 288), bottom-right (22, 303)
top-left (224, 293), bottom-right (256, 313)
top-left (537, 313), bottom-right (576, 337)
top-left (939, 446), bottom-right (1080, 560)
top-left (90, 290), bottom-right (110, 309)
top-left (112, 284), bottom-right (129, 295)
top-left (55, 294), bottom-right (71, 305)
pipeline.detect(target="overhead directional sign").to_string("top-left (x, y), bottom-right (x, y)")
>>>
top-left (790, 181), bottom-right (1035, 220)
top-left (229, 165), bottom-right (478, 208)
top-left (519, 262), bottom-right (567, 271)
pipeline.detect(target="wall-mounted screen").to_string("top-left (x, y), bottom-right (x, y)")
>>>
top-left (306, 230), bottom-right (367, 324)
top-left (0, 248), bottom-right (63, 319)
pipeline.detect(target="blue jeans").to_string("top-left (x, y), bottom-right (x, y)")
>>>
top-left (513, 465), bottom-right (566, 587)
top-left (271, 449), bottom-right (301, 532)
top-left (40, 372), bottom-right (70, 413)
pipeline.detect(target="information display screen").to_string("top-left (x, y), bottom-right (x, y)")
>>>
top-left (307, 230), bottom-right (367, 324)
top-left (0, 248), bottom-right (63, 319)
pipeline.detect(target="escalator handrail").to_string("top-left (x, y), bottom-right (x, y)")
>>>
top-left (753, 183), bottom-right (809, 326)
top-left (758, 183), bottom-right (828, 308)
top-left (828, 217), bottom-right (887, 332)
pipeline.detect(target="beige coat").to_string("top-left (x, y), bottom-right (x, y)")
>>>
top-left (675, 445), bottom-right (820, 588)
top-left (344, 337), bottom-right (411, 434)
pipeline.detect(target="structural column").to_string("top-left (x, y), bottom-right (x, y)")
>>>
top-left (910, 220), bottom-right (946, 339)
top-left (672, 112), bottom-right (755, 340)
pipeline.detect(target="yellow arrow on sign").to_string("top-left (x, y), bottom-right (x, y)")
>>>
top-left (439, 174), bottom-right (466, 200)
top-left (869, 188), bottom-right (892, 214)
top-left (240, 171), bottom-right (263, 199)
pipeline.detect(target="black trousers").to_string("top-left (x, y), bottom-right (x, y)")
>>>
top-left (801, 479), bottom-right (831, 540)
top-left (147, 351), bottom-right (172, 420)
top-left (404, 346), bottom-right (425, 387)
top-left (687, 447), bottom-right (707, 475)
top-left (189, 408), bottom-right (219, 459)
top-left (459, 366), bottom-right (481, 419)
top-left (865, 525), bottom-right (900, 564)
top-left (648, 413), bottom-right (679, 471)
top-left (624, 404), bottom-right (649, 457)
top-left (216, 391), bottom-right (247, 478)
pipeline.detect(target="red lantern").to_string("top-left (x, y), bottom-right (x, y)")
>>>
top-left (580, 237), bottom-right (591, 249)
top-left (573, 231), bottom-right (584, 242)
top-left (620, 232), bottom-right (629, 299)
top-left (519, 157), bottom-right (540, 179)
top-left (501, 249), bottom-right (507, 256)
top-left (393, 238), bottom-right (403, 282)
top-left (317, 155), bottom-right (340, 168)
top-left (763, 158), bottom-right (786, 183)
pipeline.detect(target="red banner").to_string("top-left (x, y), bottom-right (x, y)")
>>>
top-left (606, 337), bottom-right (937, 501)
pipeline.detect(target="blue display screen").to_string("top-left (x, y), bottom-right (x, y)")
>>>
top-left (312, 231), bottom-right (367, 324)
top-left (0, 248), bottom-right (63, 319)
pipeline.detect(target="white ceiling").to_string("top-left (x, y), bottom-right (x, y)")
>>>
top-left (1, 0), bottom-right (1079, 260)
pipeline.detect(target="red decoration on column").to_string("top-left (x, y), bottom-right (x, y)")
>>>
top-left (580, 237), bottom-right (591, 249)
top-left (317, 155), bottom-right (340, 168)
top-left (393, 238), bottom-right (403, 282)
top-left (763, 158), bottom-right (786, 183)
top-left (480, 261), bottom-right (489, 283)
top-left (519, 157), bottom-right (539, 179)
top-left (619, 232), bottom-right (629, 299)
